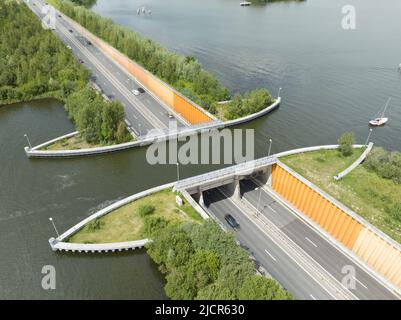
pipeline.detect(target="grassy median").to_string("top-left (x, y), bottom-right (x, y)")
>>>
top-left (67, 188), bottom-right (202, 244)
top-left (281, 148), bottom-right (401, 244)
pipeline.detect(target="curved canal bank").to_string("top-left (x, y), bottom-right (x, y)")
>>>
top-left (25, 98), bottom-right (280, 158)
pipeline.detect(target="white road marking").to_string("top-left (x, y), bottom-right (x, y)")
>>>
top-left (353, 276), bottom-right (368, 289)
top-left (264, 249), bottom-right (277, 262)
top-left (305, 237), bottom-right (318, 248)
top-left (268, 205), bottom-right (277, 213)
top-left (310, 294), bottom-right (317, 300)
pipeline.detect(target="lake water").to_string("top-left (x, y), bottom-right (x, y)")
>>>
top-left (93, 0), bottom-right (401, 151)
top-left (1, 0), bottom-right (401, 299)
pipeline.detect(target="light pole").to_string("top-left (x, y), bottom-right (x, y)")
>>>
top-left (138, 123), bottom-right (142, 136)
top-left (24, 134), bottom-right (32, 148)
top-left (268, 138), bottom-right (273, 157)
top-left (365, 128), bottom-right (373, 146)
top-left (49, 217), bottom-right (60, 238)
top-left (176, 162), bottom-right (180, 182)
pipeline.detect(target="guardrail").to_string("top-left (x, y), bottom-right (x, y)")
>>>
top-left (25, 99), bottom-right (280, 158)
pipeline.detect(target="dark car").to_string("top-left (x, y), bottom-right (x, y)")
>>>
top-left (137, 87), bottom-right (145, 93)
top-left (86, 40), bottom-right (92, 45)
top-left (78, 59), bottom-right (84, 64)
top-left (224, 214), bottom-right (240, 229)
top-left (69, 29), bottom-right (73, 33)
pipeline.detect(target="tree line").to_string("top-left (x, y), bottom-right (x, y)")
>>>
top-left (49, 0), bottom-right (275, 119)
top-left (0, 1), bottom-right (130, 145)
top-left (144, 218), bottom-right (293, 300)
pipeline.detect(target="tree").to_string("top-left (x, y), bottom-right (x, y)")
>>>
top-left (196, 282), bottom-right (236, 300)
top-left (338, 132), bottom-right (355, 157)
top-left (239, 275), bottom-right (293, 300)
top-left (146, 224), bottom-right (194, 273)
top-left (165, 250), bottom-right (220, 300)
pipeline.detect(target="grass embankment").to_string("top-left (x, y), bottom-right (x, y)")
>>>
top-left (68, 188), bottom-right (202, 243)
top-left (281, 148), bottom-right (401, 244)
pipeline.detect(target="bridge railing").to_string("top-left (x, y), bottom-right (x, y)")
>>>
top-left (175, 155), bottom-right (277, 191)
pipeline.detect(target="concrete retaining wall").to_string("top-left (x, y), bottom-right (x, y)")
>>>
top-left (25, 99), bottom-right (280, 158)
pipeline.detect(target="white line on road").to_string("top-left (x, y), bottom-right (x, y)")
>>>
top-left (305, 237), bottom-right (318, 248)
top-left (353, 276), bottom-right (368, 289)
top-left (268, 205), bottom-right (277, 213)
top-left (264, 249), bottom-right (277, 262)
top-left (310, 294), bottom-right (317, 300)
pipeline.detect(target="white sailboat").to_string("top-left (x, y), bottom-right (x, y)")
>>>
top-left (369, 97), bottom-right (391, 126)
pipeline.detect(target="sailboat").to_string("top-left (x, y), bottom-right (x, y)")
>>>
top-left (369, 97), bottom-right (391, 126)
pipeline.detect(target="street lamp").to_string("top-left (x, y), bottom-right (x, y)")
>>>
top-left (138, 123), bottom-right (142, 136)
top-left (24, 134), bottom-right (32, 149)
top-left (176, 162), bottom-right (180, 182)
top-left (49, 217), bottom-right (60, 238)
top-left (268, 138), bottom-right (273, 157)
top-left (365, 128), bottom-right (373, 146)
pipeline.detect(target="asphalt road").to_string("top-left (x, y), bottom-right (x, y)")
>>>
top-left (203, 189), bottom-right (335, 300)
top-left (203, 181), bottom-right (399, 300)
top-left (27, 0), bottom-right (187, 137)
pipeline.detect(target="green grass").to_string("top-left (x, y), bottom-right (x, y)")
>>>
top-left (43, 132), bottom-right (134, 150)
top-left (68, 188), bottom-right (202, 244)
top-left (281, 148), bottom-right (401, 244)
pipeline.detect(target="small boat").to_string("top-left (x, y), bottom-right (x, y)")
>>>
top-left (369, 97), bottom-right (391, 126)
top-left (240, 1), bottom-right (252, 6)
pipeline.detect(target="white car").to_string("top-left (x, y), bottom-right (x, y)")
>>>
top-left (66, 45), bottom-right (72, 50)
top-left (132, 89), bottom-right (140, 96)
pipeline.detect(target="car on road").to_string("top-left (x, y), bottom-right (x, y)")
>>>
top-left (58, 15), bottom-right (62, 18)
top-left (168, 114), bottom-right (174, 119)
top-left (78, 59), bottom-right (84, 64)
top-left (133, 88), bottom-right (145, 96)
top-left (224, 214), bottom-right (240, 230)
top-left (86, 40), bottom-right (92, 45)
top-left (69, 29), bottom-right (73, 33)
top-left (66, 45), bottom-right (72, 50)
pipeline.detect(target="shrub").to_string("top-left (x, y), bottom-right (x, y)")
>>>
top-left (137, 204), bottom-right (155, 217)
top-left (140, 216), bottom-right (168, 237)
top-left (85, 218), bottom-right (104, 232)
top-left (338, 132), bottom-right (355, 157)
top-left (364, 147), bottom-right (401, 185)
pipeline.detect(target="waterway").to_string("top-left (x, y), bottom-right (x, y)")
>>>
top-left (1, 0), bottom-right (401, 299)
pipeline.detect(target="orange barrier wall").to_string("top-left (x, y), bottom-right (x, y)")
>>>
top-left (271, 164), bottom-right (401, 289)
top-left (271, 164), bottom-right (363, 249)
top-left (67, 16), bottom-right (212, 125)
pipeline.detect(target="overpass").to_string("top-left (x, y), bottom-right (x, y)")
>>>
top-left (174, 147), bottom-right (401, 300)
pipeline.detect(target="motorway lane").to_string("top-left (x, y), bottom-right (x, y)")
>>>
top-left (240, 178), bottom-right (399, 300)
top-left (203, 189), bottom-right (335, 300)
top-left (28, 0), bottom-right (186, 136)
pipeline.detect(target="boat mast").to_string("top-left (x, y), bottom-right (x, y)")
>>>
top-left (381, 97), bottom-right (391, 118)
